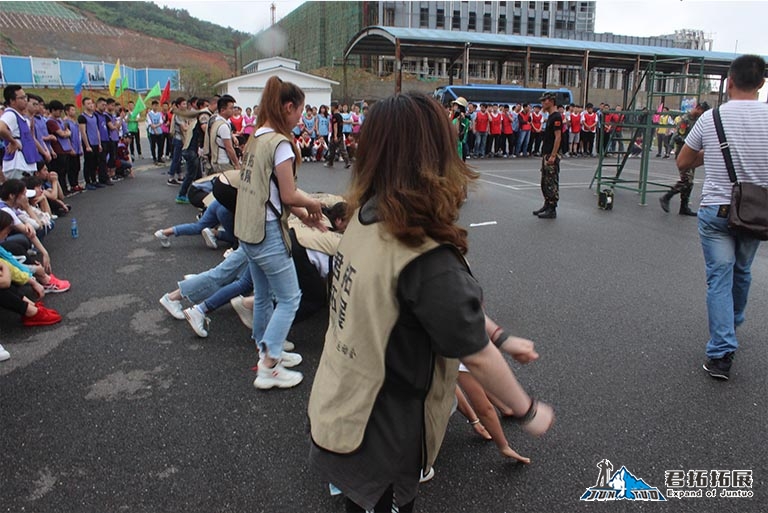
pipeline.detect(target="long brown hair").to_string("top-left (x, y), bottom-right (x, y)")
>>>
top-left (347, 93), bottom-right (478, 254)
top-left (254, 76), bottom-right (304, 161)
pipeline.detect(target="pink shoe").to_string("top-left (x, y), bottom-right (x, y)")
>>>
top-left (44, 273), bottom-right (71, 293)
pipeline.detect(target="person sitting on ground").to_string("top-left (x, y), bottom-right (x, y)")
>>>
top-left (0, 212), bottom-right (62, 326)
top-left (1, 179), bottom-right (53, 272)
top-left (115, 135), bottom-right (134, 178)
top-left (298, 129), bottom-right (313, 162)
top-left (27, 172), bottom-right (70, 217)
top-left (313, 136), bottom-right (327, 162)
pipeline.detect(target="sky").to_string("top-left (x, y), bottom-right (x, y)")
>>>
top-left (158, 0), bottom-right (768, 56)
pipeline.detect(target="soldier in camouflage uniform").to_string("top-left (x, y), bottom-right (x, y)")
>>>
top-left (533, 92), bottom-right (563, 219)
top-left (659, 101), bottom-right (710, 216)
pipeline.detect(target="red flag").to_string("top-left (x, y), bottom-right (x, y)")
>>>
top-left (159, 79), bottom-right (171, 105)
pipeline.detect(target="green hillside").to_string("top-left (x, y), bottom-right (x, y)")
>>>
top-left (63, 1), bottom-right (249, 56)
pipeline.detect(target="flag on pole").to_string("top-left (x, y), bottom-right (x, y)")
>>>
top-left (116, 75), bottom-right (129, 97)
top-left (131, 95), bottom-right (146, 118)
top-left (109, 59), bottom-right (121, 97)
top-left (74, 66), bottom-right (87, 108)
top-left (159, 79), bottom-right (171, 105)
top-left (652, 101), bottom-right (664, 124)
top-left (144, 82), bottom-right (162, 102)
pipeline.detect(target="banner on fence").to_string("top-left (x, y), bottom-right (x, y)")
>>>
top-left (31, 57), bottom-right (60, 86)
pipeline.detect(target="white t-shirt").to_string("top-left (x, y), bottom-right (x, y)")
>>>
top-left (0, 108), bottom-right (37, 177)
top-left (685, 100), bottom-right (768, 206)
top-left (215, 116), bottom-right (233, 165)
top-left (254, 127), bottom-right (295, 221)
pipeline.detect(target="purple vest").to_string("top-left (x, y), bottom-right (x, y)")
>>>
top-left (107, 113), bottom-right (119, 142)
top-left (33, 115), bottom-right (51, 161)
top-left (67, 118), bottom-right (82, 155)
top-left (2, 109), bottom-right (39, 164)
top-left (95, 111), bottom-right (109, 142)
top-left (55, 118), bottom-right (72, 152)
top-left (81, 112), bottom-right (101, 147)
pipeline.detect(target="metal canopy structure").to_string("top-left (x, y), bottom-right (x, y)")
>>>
top-left (343, 26), bottom-right (762, 96)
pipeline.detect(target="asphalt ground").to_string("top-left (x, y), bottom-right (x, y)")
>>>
top-left (1, 150), bottom-right (766, 513)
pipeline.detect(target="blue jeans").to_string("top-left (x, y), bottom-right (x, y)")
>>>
top-left (168, 138), bottom-right (183, 177)
top-left (473, 132), bottom-right (487, 156)
top-left (179, 246), bottom-right (248, 303)
top-left (172, 200), bottom-right (235, 245)
top-left (698, 205), bottom-right (761, 359)
top-left (515, 130), bottom-right (531, 156)
top-left (240, 221), bottom-right (301, 359)
top-left (204, 267), bottom-right (253, 311)
top-left (178, 148), bottom-right (200, 197)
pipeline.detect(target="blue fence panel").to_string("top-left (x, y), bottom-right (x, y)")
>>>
top-left (1, 56), bottom-right (34, 86)
top-left (0, 55), bottom-right (178, 93)
top-left (59, 60), bottom-right (83, 86)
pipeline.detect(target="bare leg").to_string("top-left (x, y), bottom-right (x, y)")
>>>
top-left (242, 295), bottom-right (254, 309)
top-left (458, 372), bottom-right (530, 463)
top-left (454, 385), bottom-right (492, 440)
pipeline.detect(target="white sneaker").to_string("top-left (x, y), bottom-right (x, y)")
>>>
top-left (279, 351), bottom-right (302, 368)
top-left (201, 227), bottom-right (218, 249)
top-left (159, 293), bottom-right (185, 320)
top-left (420, 467), bottom-right (435, 483)
top-left (283, 340), bottom-right (295, 351)
top-left (254, 361), bottom-right (303, 389)
top-left (183, 274), bottom-right (198, 281)
top-left (154, 230), bottom-right (171, 248)
top-left (183, 307), bottom-right (210, 337)
top-left (230, 295), bottom-right (253, 329)
top-left (0, 344), bottom-right (10, 362)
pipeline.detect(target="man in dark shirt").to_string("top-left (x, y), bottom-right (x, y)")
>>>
top-left (324, 101), bottom-right (350, 169)
top-left (533, 92), bottom-right (562, 219)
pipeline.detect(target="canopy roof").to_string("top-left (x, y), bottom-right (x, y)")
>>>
top-left (345, 26), bottom-right (759, 76)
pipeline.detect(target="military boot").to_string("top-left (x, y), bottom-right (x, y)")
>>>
top-left (679, 204), bottom-right (697, 216)
top-left (659, 192), bottom-right (673, 213)
top-left (532, 203), bottom-right (548, 216)
top-left (537, 206), bottom-right (557, 219)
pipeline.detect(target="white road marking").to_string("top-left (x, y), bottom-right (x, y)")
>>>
top-left (469, 221), bottom-right (498, 227)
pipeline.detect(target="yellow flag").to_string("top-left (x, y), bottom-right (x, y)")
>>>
top-left (109, 59), bottom-right (121, 97)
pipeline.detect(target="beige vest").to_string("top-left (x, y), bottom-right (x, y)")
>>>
top-left (308, 215), bottom-right (458, 468)
top-left (289, 216), bottom-right (342, 255)
top-left (234, 132), bottom-right (293, 249)
top-left (204, 116), bottom-right (227, 164)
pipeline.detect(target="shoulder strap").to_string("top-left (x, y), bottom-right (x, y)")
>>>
top-left (712, 107), bottom-right (738, 183)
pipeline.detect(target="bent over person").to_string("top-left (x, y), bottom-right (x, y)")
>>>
top-left (308, 93), bottom-right (554, 513)
top-left (676, 55), bottom-right (768, 380)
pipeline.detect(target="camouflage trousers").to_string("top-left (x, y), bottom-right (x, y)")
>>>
top-left (540, 155), bottom-right (560, 206)
top-left (670, 167), bottom-right (695, 203)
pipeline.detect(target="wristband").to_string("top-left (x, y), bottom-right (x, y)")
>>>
top-left (490, 326), bottom-right (502, 344)
top-left (511, 398), bottom-right (538, 425)
top-left (492, 330), bottom-right (508, 348)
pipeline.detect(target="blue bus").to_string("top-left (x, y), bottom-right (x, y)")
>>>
top-left (433, 84), bottom-right (573, 108)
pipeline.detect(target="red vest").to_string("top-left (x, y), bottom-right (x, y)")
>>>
top-left (474, 111), bottom-right (489, 132)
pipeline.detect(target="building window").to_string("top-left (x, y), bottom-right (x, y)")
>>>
top-left (498, 14), bottom-right (507, 33)
top-left (452, 10), bottom-right (461, 29)
top-left (567, 20), bottom-right (575, 30)
top-left (527, 16), bottom-right (536, 35)
top-left (499, 1), bottom-right (507, 6)
top-left (528, 1), bottom-right (536, 10)
top-left (541, 18), bottom-right (549, 36)
top-left (468, 12), bottom-right (476, 30)
top-left (556, 1), bottom-right (565, 11)
top-left (420, 7), bottom-right (429, 27)
top-left (543, 2), bottom-right (549, 10)
top-left (609, 70), bottom-right (619, 89)
top-left (514, 1), bottom-right (521, 8)
top-left (580, 2), bottom-right (589, 11)
top-left (436, 8), bottom-right (445, 28)
top-left (513, 15), bottom-right (521, 34)
top-left (483, 13), bottom-right (492, 32)
top-left (555, 19), bottom-right (564, 30)
top-left (384, 8), bottom-right (395, 26)
top-left (571, 2), bottom-right (577, 11)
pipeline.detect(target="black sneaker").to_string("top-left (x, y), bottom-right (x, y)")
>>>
top-left (703, 352), bottom-right (734, 380)
top-left (167, 178), bottom-right (180, 186)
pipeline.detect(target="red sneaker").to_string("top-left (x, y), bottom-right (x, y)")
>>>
top-left (44, 274), bottom-right (70, 293)
top-left (23, 306), bottom-right (62, 326)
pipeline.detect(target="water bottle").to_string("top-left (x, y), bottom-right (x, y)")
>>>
top-left (70, 218), bottom-right (78, 239)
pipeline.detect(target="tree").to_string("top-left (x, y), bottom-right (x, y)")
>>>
top-left (180, 65), bottom-right (225, 99)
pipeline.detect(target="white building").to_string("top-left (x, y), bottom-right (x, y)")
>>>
top-left (214, 57), bottom-right (338, 110)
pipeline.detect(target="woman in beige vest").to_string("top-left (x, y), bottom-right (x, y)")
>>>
top-left (308, 93), bottom-right (554, 512)
top-left (233, 76), bottom-right (324, 390)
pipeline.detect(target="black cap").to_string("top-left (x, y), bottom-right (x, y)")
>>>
top-left (698, 101), bottom-right (711, 111)
top-left (538, 92), bottom-right (557, 102)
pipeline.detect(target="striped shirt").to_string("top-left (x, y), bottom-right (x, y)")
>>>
top-left (685, 100), bottom-right (768, 206)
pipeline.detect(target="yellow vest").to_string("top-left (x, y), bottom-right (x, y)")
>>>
top-left (234, 132), bottom-right (294, 250)
top-left (308, 214), bottom-right (458, 469)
